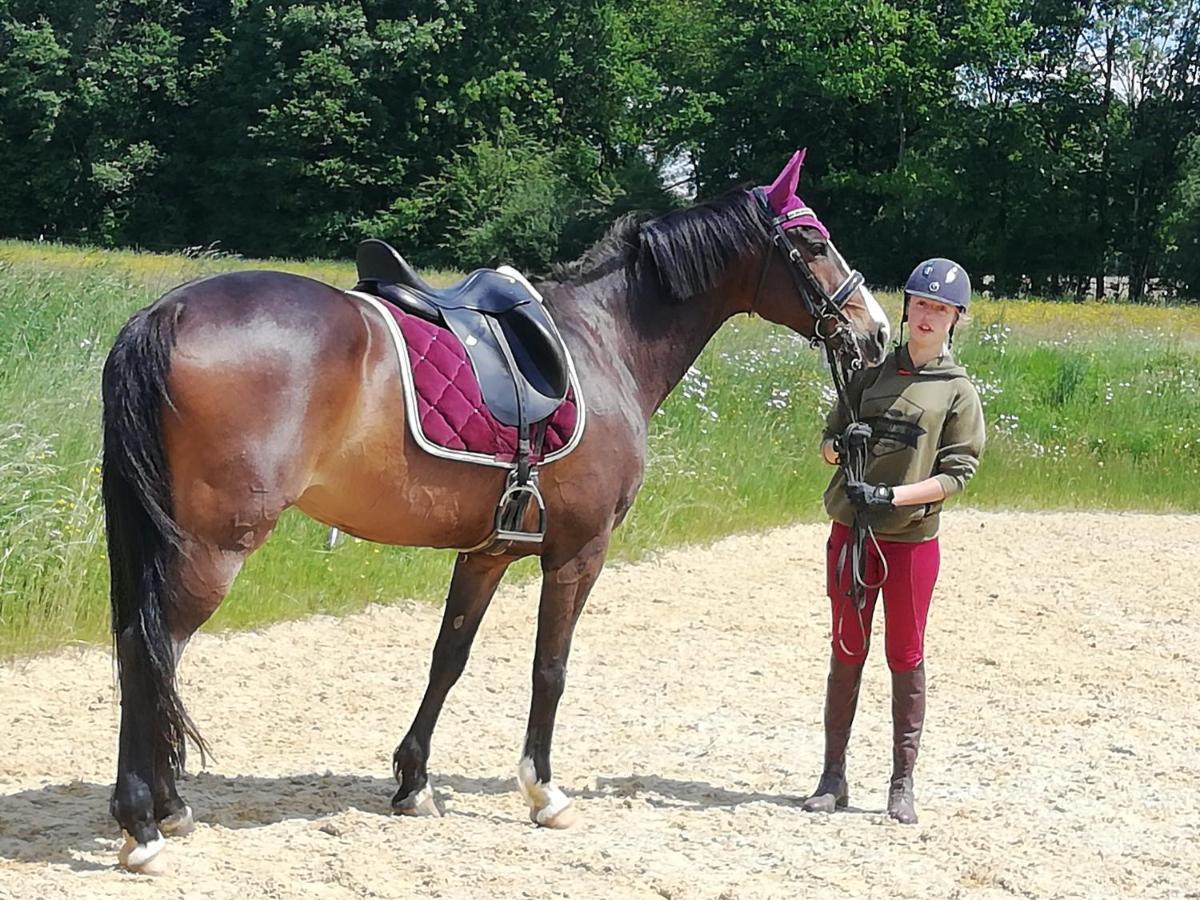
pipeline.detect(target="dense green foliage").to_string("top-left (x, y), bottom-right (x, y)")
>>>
top-left (2, 1), bottom-right (1198, 296)
top-left (2, 241), bottom-right (1198, 655)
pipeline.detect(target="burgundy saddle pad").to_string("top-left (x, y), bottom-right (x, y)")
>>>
top-left (378, 297), bottom-right (580, 465)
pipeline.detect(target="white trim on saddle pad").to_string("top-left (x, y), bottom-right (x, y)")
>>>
top-left (344, 287), bottom-right (587, 470)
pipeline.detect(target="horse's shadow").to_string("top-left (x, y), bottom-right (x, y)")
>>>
top-left (0, 771), bottom-right (403, 872)
top-left (0, 770), bottom-right (863, 871)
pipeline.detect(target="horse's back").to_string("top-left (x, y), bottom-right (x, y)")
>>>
top-left (162, 268), bottom-right (365, 365)
top-left (159, 268), bottom-right (343, 318)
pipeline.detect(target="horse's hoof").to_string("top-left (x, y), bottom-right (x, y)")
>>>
top-left (118, 831), bottom-right (168, 875)
top-left (531, 801), bottom-right (577, 829)
top-left (517, 757), bottom-right (575, 828)
top-left (159, 805), bottom-right (194, 836)
top-left (392, 782), bottom-right (442, 818)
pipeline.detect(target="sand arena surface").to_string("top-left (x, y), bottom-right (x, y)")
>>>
top-left (2, 510), bottom-right (1198, 899)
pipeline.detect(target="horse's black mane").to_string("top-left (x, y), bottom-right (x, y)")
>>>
top-left (548, 211), bottom-right (649, 285)
top-left (638, 189), bottom-right (767, 301)
top-left (545, 189), bottom-right (767, 302)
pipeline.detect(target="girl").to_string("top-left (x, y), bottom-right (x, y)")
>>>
top-left (803, 257), bottom-right (986, 824)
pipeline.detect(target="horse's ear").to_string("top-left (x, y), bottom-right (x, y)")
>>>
top-left (763, 149), bottom-right (807, 213)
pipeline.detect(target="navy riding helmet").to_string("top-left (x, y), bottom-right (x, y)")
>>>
top-left (898, 258), bottom-right (971, 347)
top-left (904, 258), bottom-right (971, 310)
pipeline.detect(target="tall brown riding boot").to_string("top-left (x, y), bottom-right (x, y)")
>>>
top-left (802, 655), bottom-right (864, 812)
top-left (887, 661), bottom-right (926, 824)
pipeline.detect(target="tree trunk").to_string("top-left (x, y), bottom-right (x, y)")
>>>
top-left (1096, 25), bottom-right (1116, 300)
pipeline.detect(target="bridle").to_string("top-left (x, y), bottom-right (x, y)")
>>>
top-left (748, 187), bottom-right (885, 639)
top-left (748, 186), bottom-right (866, 411)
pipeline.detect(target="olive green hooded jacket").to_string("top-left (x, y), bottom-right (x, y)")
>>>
top-left (823, 346), bottom-right (986, 542)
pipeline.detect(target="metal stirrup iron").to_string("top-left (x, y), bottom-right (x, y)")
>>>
top-left (484, 322), bottom-right (548, 551)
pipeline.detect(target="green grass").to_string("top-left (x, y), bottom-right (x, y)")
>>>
top-left (2, 239), bottom-right (1198, 656)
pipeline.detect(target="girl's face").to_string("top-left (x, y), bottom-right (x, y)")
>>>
top-left (906, 295), bottom-right (959, 348)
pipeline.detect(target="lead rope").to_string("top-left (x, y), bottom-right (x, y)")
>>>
top-left (823, 340), bottom-right (889, 656)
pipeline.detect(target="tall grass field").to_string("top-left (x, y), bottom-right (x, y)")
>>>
top-left (2, 240), bottom-right (1198, 656)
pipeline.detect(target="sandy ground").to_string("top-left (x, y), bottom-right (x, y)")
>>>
top-left (1, 510), bottom-right (1199, 899)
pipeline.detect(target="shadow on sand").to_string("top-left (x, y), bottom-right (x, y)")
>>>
top-left (0, 769), bottom-right (875, 871)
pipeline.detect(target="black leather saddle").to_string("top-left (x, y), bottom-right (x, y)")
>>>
top-left (353, 239), bottom-right (570, 427)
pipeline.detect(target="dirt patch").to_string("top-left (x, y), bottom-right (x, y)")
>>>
top-left (2, 510), bottom-right (1198, 898)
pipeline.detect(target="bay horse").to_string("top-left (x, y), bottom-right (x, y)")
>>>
top-left (101, 152), bottom-right (889, 872)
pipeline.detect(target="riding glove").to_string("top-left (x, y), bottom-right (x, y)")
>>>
top-left (845, 479), bottom-right (895, 511)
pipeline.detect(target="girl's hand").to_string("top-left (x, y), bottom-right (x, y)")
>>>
top-left (845, 480), bottom-right (895, 510)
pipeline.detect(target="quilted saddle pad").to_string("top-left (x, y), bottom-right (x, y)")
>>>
top-left (346, 290), bottom-right (585, 468)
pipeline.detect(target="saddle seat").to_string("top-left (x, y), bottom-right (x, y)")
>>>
top-left (353, 239), bottom-right (569, 428)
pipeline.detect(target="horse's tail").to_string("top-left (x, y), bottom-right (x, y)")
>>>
top-left (102, 301), bottom-right (208, 768)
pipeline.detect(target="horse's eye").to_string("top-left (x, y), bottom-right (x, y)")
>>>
top-left (800, 230), bottom-right (829, 256)
top-left (790, 231), bottom-right (827, 258)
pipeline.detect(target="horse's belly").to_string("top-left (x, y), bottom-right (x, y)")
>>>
top-left (295, 453), bottom-right (507, 549)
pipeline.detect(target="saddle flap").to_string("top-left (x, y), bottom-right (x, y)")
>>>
top-left (497, 307), bottom-right (569, 401)
top-left (439, 308), bottom-right (518, 424)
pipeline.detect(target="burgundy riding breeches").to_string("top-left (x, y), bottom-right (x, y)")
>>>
top-left (825, 520), bottom-right (940, 672)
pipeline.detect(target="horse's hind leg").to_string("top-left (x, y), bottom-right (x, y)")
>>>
top-left (110, 624), bottom-right (171, 871)
top-left (105, 271), bottom-right (348, 872)
top-left (154, 537), bottom-right (265, 835)
top-left (114, 521), bottom-right (276, 873)
top-left (392, 552), bottom-right (511, 815)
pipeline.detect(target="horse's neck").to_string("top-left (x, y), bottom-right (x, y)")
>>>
top-left (625, 288), bottom-right (738, 418)
top-left (551, 267), bottom-right (746, 421)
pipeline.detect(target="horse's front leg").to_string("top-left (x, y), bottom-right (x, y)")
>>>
top-left (392, 552), bottom-right (511, 815)
top-left (518, 534), bottom-right (610, 828)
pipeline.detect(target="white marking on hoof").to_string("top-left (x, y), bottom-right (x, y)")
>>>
top-left (517, 756), bottom-right (575, 828)
top-left (394, 782), bottom-right (442, 817)
top-left (535, 802), bottom-right (578, 829)
top-left (159, 805), bottom-right (193, 836)
top-left (118, 830), bottom-right (168, 874)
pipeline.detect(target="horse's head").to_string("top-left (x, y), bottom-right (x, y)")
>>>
top-left (748, 149), bottom-right (889, 370)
